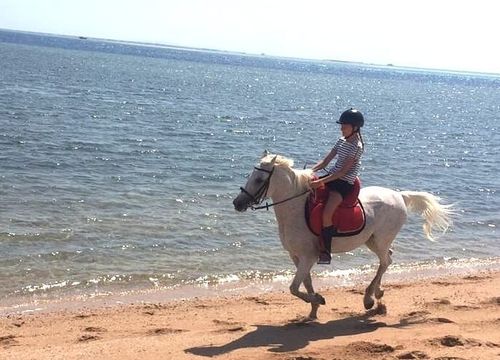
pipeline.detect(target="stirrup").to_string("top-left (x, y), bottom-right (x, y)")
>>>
top-left (317, 252), bottom-right (331, 265)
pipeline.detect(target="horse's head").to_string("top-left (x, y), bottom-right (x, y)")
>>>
top-left (233, 152), bottom-right (278, 212)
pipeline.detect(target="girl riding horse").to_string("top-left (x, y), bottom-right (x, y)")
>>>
top-left (310, 108), bottom-right (365, 264)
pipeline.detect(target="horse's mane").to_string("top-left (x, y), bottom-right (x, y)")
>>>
top-left (261, 154), bottom-right (313, 189)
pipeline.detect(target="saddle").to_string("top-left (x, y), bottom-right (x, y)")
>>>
top-left (305, 177), bottom-right (366, 237)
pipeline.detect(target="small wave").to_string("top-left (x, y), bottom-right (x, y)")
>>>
top-left (0, 231), bottom-right (73, 243)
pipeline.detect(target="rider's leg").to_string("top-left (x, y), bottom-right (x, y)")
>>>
top-left (322, 191), bottom-right (342, 227)
top-left (318, 191), bottom-right (342, 264)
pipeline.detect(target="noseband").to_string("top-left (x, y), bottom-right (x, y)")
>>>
top-left (239, 166), bottom-right (274, 210)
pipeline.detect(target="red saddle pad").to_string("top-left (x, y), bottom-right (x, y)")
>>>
top-left (306, 177), bottom-right (365, 236)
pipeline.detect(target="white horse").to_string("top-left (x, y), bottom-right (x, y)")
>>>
top-left (233, 152), bottom-right (453, 320)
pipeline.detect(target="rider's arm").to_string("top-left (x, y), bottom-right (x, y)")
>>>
top-left (310, 156), bottom-right (355, 189)
top-left (311, 148), bottom-right (337, 172)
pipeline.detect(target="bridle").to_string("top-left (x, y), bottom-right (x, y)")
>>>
top-left (239, 165), bottom-right (310, 211)
top-left (239, 166), bottom-right (274, 210)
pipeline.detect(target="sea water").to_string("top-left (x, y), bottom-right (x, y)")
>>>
top-left (0, 30), bottom-right (499, 310)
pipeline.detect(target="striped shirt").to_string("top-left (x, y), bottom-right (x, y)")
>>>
top-left (327, 137), bottom-right (363, 184)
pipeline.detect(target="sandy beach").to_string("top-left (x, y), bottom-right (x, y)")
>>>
top-left (1, 270), bottom-right (499, 360)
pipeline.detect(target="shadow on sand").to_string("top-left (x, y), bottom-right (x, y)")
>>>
top-left (186, 309), bottom-right (399, 357)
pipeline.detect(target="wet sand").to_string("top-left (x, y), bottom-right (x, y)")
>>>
top-left (1, 270), bottom-right (499, 360)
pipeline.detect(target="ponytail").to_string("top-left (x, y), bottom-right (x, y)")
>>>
top-left (358, 130), bottom-right (365, 149)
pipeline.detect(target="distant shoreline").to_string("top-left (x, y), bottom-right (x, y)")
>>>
top-left (2, 27), bottom-right (499, 78)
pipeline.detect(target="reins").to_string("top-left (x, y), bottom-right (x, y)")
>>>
top-left (251, 189), bottom-right (311, 211)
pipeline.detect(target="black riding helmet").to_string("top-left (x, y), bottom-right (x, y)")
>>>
top-left (336, 108), bottom-right (364, 129)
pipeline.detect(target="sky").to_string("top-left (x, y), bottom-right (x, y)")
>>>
top-left (1, 0), bottom-right (499, 74)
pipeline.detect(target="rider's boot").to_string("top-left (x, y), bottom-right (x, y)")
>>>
top-left (318, 226), bottom-right (336, 264)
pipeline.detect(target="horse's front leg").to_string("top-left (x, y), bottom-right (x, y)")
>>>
top-left (302, 272), bottom-right (325, 319)
top-left (290, 256), bottom-right (325, 319)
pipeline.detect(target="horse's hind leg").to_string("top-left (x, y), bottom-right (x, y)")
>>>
top-left (364, 235), bottom-right (393, 309)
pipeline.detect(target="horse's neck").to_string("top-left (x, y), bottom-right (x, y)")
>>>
top-left (273, 195), bottom-right (307, 223)
top-left (271, 168), bottom-right (310, 225)
top-left (269, 167), bottom-right (308, 200)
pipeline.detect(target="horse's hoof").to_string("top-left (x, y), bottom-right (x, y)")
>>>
top-left (375, 302), bottom-right (387, 315)
top-left (314, 293), bottom-right (326, 305)
top-left (305, 315), bottom-right (318, 322)
top-left (375, 289), bottom-right (385, 299)
top-left (290, 315), bottom-right (316, 324)
top-left (364, 297), bottom-right (375, 310)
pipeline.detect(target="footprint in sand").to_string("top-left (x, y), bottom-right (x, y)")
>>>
top-left (431, 281), bottom-right (459, 286)
top-left (142, 303), bottom-right (167, 311)
top-left (426, 298), bottom-right (482, 311)
top-left (83, 326), bottom-right (107, 333)
top-left (74, 315), bottom-right (88, 319)
top-left (405, 310), bottom-right (431, 317)
top-left (212, 319), bottom-right (245, 332)
top-left (345, 341), bottom-right (395, 354)
top-left (427, 298), bottom-right (451, 306)
top-left (347, 288), bottom-right (365, 295)
top-left (431, 335), bottom-right (468, 347)
top-left (399, 311), bottom-right (454, 326)
top-left (78, 334), bottom-right (101, 342)
top-left (452, 304), bottom-right (480, 310)
top-left (76, 326), bottom-right (107, 342)
top-left (147, 328), bottom-right (185, 336)
top-left (463, 275), bottom-right (491, 281)
top-left (0, 335), bottom-right (18, 347)
top-left (396, 350), bottom-right (429, 359)
top-left (429, 317), bottom-right (454, 323)
top-left (388, 283), bottom-right (410, 290)
top-left (244, 296), bottom-right (270, 305)
top-left (483, 296), bottom-right (500, 305)
top-left (430, 335), bottom-right (499, 348)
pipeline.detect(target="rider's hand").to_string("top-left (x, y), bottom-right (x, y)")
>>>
top-left (310, 180), bottom-right (324, 189)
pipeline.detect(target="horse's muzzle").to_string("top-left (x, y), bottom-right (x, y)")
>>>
top-left (233, 193), bottom-right (250, 212)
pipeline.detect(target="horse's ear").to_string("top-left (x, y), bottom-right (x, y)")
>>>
top-left (261, 149), bottom-right (270, 158)
top-left (270, 155), bottom-right (278, 165)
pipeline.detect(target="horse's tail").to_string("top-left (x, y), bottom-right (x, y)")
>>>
top-left (400, 191), bottom-right (454, 241)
